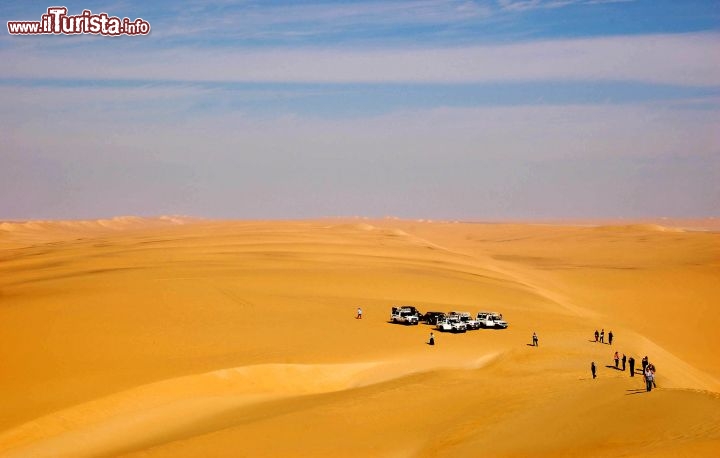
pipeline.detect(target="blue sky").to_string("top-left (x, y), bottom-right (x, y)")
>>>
top-left (1, 0), bottom-right (719, 219)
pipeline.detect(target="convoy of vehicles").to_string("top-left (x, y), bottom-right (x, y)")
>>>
top-left (389, 306), bottom-right (508, 331)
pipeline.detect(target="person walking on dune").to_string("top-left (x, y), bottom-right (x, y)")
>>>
top-left (591, 361), bottom-right (597, 379)
top-left (600, 329), bottom-right (605, 344)
top-left (356, 307), bottom-right (363, 319)
top-left (622, 354), bottom-right (626, 371)
top-left (429, 332), bottom-right (435, 346)
top-left (532, 332), bottom-right (538, 347)
top-left (608, 330), bottom-right (613, 345)
top-left (629, 357), bottom-right (635, 376)
top-left (614, 351), bottom-right (619, 369)
top-left (642, 356), bottom-right (648, 373)
top-left (594, 330), bottom-right (599, 342)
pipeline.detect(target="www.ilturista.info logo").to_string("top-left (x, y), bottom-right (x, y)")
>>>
top-left (7, 7), bottom-right (150, 36)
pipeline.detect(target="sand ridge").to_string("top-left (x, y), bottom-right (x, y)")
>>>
top-left (0, 354), bottom-right (507, 457)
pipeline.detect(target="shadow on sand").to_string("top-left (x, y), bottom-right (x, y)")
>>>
top-left (625, 389), bottom-right (647, 395)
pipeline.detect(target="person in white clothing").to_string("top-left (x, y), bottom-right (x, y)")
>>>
top-left (644, 367), bottom-right (654, 392)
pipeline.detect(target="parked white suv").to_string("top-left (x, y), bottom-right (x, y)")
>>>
top-left (391, 309), bottom-right (420, 325)
top-left (449, 311), bottom-right (481, 330)
top-left (436, 317), bottom-right (467, 333)
top-left (476, 312), bottom-right (508, 329)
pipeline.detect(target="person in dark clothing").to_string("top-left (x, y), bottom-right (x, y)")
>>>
top-left (628, 357), bottom-right (635, 376)
top-left (429, 332), bottom-right (435, 346)
top-left (642, 356), bottom-right (649, 372)
top-left (622, 354), bottom-right (626, 371)
top-left (600, 329), bottom-right (605, 343)
top-left (594, 330), bottom-right (599, 342)
top-left (608, 331), bottom-right (613, 345)
top-left (591, 362), bottom-right (597, 379)
top-left (532, 332), bottom-right (538, 347)
top-left (614, 351), bottom-right (619, 368)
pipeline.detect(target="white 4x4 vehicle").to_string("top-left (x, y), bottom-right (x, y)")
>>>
top-left (436, 317), bottom-right (467, 333)
top-left (476, 312), bottom-right (508, 329)
top-left (391, 309), bottom-right (419, 325)
top-left (449, 311), bottom-right (481, 330)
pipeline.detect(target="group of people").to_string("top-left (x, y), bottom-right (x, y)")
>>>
top-left (641, 356), bottom-right (657, 391)
top-left (594, 328), bottom-right (613, 345)
top-left (591, 350), bottom-right (657, 392)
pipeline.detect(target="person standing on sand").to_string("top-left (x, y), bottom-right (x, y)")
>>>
top-left (608, 331), bottom-right (613, 345)
top-left (591, 362), bottom-right (597, 379)
top-left (642, 356), bottom-right (648, 372)
top-left (600, 329), bottom-right (605, 343)
top-left (648, 362), bottom-right (656, 388)
top-left (614, 351), bottom-right (619, 369)
top-left (429, 332), bottom-right (435, 346)
top-left (532, 332), bottom-right (538, 347)
top-left (356, 307), bottom-right (362, 319)
top-left (644, 367), bottom-right (654, 392)
top-left (622, 354), bottom-right (627, 371)
top-left (594, 330), bottom-right (599, 342)
top-left (629, 357), bottom-right (635, 376)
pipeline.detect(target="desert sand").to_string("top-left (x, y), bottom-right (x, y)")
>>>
top-left (0, 217), bottom-right (718, 457)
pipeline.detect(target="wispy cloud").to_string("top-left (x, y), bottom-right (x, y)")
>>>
top-left (145, 0), bottom-right (495, 42)
top-left (498, 0), bottom-right (635, 12)
top-left (2, 32), bottom-right (718, 86)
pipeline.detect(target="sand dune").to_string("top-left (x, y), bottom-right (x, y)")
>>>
top-left (0, 218), bottom-right (718, 457)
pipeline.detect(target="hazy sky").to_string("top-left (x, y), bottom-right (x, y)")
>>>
top-left (1, 0), bottom-right (719, 220)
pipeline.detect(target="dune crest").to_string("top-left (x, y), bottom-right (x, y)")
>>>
top-left (593, 223), bottom-right (685, 233)
top-left (0, 355), bottom-right (502, 458)
top-left (0, 216), bottom-right (196, 234)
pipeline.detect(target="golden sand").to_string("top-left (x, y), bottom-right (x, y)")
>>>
top-left (0, 217), bottom-right (718, 457)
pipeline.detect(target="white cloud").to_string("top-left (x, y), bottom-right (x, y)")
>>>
top-left (2, 32), bottom-right (718, 86)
